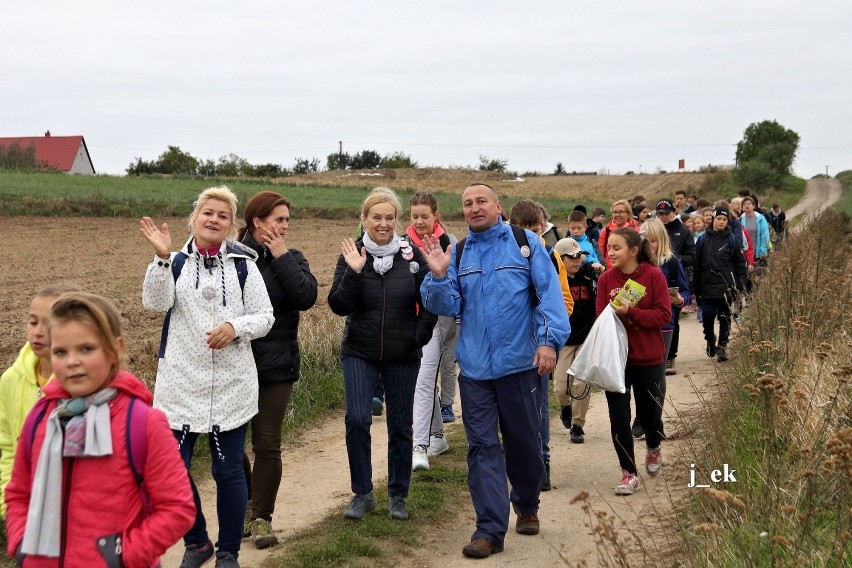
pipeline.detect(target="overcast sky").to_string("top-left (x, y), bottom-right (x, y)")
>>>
top-left (4, 1), bottom-right (850, 178)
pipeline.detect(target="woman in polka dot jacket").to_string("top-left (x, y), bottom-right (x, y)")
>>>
top-left (140, 185), bottom-right (274, 565)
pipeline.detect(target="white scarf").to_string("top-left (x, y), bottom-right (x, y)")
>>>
top-left (362, 232), bottom-right (401, 275)
top-left (21, 388), bottom-right (117, 557)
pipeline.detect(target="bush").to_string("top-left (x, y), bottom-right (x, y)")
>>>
top-left (734, 160), bottom-right (784, 191)
top-left (380, 151), bottom-right (417, 169)
top-left (478, 155), bottom-right (509, 173)
top-left (0, 142), bottom-right (46, 171)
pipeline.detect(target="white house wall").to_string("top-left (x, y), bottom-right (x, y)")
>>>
top-left (68, 141), bottom-right (95, 175)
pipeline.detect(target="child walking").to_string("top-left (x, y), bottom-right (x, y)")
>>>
top-left (597, 228), bottom-right (671, 495)
top-left (0, 283), bottom-right (81, 519)
top-left (5, 292), bottom-right (195, 567)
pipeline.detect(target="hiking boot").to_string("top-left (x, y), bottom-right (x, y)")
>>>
top-left (717, 345), bottom-right (728, 362)
top-left (541, 460), bottom-right (551, 492)
top-left (371, 396), bottom-right (384, 417)
top-left (462, 538), bottom-right (504, 559)
top-left (615, 469), bottom-right (640, 496)
top-left (441, 404), bottom-right (456, 423)
top-left (706, 338), bottom-right (717, 358)
top-left (249, 518), bottom-right (278, 549)
top-left (179, 539), bottom-right (214, 568)
top-left (412, 445), bottom-right (430, 471)
top-left (214, 554), bottom-right (239, 568)
top-left (389, 495), bottom-right (409, 520)
top-left (631, 419), bottom-right (645, 440)
top-left (646, 446), bottom-right (662, 476)
top-left (570, 425), bottom-right (585, 444)
top-left (665, 358), bottom-right (676, 375)
top-left (427, 433), bottom-right (450, 457)
top-left (559, 405), bottom-right (573, 430)
top-left (343, 492), bottom-right (376, 520)
top-left (516, 513), bottom-right (540, 535)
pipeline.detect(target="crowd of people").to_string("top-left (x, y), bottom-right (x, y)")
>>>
top-left (0, 182), bottom-right (787, 565)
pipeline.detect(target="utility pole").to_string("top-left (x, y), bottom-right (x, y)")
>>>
top-left (826, 165), bottom-right (830, 177)
top-left (338, 141), bottom-right (343, 170)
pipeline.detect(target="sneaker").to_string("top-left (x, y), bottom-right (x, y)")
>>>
top-left (248, 518), bottom-right (278, 549)
top-left (389, 495), bottom-right (409, 520)
top-left (214, 554), bottom-right (239, 568)
top-left (516, 513), bottom-right (540, 535)
top-left (371, 396), bottom-right (384, 417)
top-left (717, 345), bottom-right (728, 362)
top-left (179, 540), bottom-right (214, 568)
top-left (559, 405), bottom-right (573, 430)
top-left (462, 538), bottom-right (504, 559)
top-left (343, 492), bottom-right (376, 520)
top-left (615, 469), bottom-right (640, 496)
top-left (706, 339), bottom-right (717, 358)
top-left (631, 419), bottom-right (645, 440)
top-left (570, 425), bottom-right (585, 444)
top-left (440, 405), bottom-right (456, 423)
top-left (541, 460), bottom-right (551, 492)
top-left (646, 446), bottom-right (662, 476)
top-left (427, 433), bottom-right (449, 457)
top-left (412, 445), bottom-right (430, 471)
top-left (665, 358), bottom-right (676, 375)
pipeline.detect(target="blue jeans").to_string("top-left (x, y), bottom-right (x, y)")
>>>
top-left (174, 423), bottom-right (248, 558)
top-left (459, 369), bottom-right (543, 546)
top-left (342, 355), bottom-right (419, 497)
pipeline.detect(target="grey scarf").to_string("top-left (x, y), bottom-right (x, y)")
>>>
top-left (362, 232), bottom-right (401, 275)
top-left (21, 388), bottom-right (118, 557)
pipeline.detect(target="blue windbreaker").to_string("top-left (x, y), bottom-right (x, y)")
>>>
top-left (421, 222), bottom-right (571, 380)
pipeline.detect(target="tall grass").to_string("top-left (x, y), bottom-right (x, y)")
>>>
top-left (675, 209), bottom-right (852, 566)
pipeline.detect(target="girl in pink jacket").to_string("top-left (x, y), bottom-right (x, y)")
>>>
top-left (6, 292), bottom-right (195, 567)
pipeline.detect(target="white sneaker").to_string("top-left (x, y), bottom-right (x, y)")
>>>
top-left (412, 445), bottom-right (430, 470)
top-left (615, 469), bottom-right (640, 495)
top-left (427, 434), bottom-right (450, 457)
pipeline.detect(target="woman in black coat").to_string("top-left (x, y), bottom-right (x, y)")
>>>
top-left (328, 186), bottom-right (436, 522)
top-left (239, 191), bottom-right (317, 548)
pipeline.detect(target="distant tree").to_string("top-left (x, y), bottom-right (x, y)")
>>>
top-left (197, 159), bottom-right (218, 177)
top-left (155, 146), bottom-right (200, 175)
top-left (350, 150), bottom-right (382, 170)
top-left (734, 160), bottom-right (784, 191)
top-left (0, 142), bottom-right (45, 170)
top-left (126, 157), bottom-right (156, 176)
top-left (554, 162), bottom-right (566, 175)
top-left (327, 152), bottom-right (351, 170)
top-left (479, 155), bottom-right (509, 173)
top-left (254, 163), bottom-right (286, 177)
top-left (216, 154), bottom-right (253, 177)
top-left (381, 151), bottom-right (417, 169)
top-left (292, 157), bottom-right (320, 175)
top-left (735, 120), bottom-right (800, 176)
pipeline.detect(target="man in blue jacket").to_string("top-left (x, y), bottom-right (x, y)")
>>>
top-left (419, 184), bottom-right (570, 559)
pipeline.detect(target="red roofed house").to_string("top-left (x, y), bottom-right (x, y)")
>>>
top-left (0, 131), bottom-right (95, 174)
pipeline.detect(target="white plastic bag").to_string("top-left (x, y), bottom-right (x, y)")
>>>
top-left (568, 304), bottom-right (627, 393)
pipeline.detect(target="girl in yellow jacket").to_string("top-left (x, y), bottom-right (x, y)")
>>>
top-left (0, 282), bottom-right (80, 517)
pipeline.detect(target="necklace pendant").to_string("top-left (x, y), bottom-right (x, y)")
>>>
top-left (202, 286), bottom-right (216, 300)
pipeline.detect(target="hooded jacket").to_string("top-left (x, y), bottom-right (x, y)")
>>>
top-left (328, 239), bottom-right (437, 363)
top-left (598, 218), bottom-right (640, 270)
top-left (663, 217), bottom-right (697, 268)
top-left (0, 343), bottom-right (43, 518)
top-left (240, 231), bottom-right (318, 383)
top-left (694, 227), bottom-right (749, 300)
top-left (5, 371), bottom-right (196, 567)
top-left (142, 237), bottom-right (274, 432)
top-left (741, 211), bottom-right (771, 259)
top-left (421, 222), bottom-right (571, 380)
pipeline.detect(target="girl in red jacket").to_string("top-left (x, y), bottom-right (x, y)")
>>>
top-left (597, 228), bottom-right (672, 496)
top-left (6, 292), bottom-right (195, 567)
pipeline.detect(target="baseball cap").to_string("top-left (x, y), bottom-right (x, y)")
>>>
top-left (554, 238), bottom-right (588, 258)
top-left (656, 198), bottom-right (675, 213)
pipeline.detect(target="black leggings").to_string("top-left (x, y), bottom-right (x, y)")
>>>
top-left (605, 363), bottom-right (665, 474)
top-left (700, 297), bottom-right (731, 346)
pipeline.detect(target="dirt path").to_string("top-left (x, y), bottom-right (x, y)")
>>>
top-left (786, 178), bottom-right (841, 220)
top-left (163, 315), bottom-right (717, 567)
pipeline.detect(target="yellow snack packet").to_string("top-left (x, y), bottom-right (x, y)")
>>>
top-left (612, 278), bottom-right (646, 308)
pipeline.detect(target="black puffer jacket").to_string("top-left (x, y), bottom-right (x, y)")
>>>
top-left (694, 228), bottom-right (748, 300)
top-left (328, 240), bottom-right (437, 363)
top-left (664, 217), bottom-right (696, 268)
top-left (242, 231), bottom-right (318, 383)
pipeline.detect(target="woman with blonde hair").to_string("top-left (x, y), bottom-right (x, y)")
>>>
top-left (329, 187), bottom-right (436, 522)
top-left (141, 185), bottom-right (274, 567)
top-left (598, 199), bottom-right (640, 270)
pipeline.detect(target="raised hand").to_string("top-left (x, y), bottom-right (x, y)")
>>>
top-left (419, 234), bottom-right (452, 278)
top-left (341, 238), bottom-right (367, 273)
top-left (139, 217), bottom-right (172, 258)
top-left (257, 225), bottom-right (287, 259)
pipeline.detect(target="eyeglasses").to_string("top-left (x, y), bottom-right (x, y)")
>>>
top-left (562, 253), bottom-right (584, 259)
top-left (611, 210), bottom-right (629, 215)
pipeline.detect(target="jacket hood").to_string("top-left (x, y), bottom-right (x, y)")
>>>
top-left (41, 369), bottom-right (154, 404)
top-left (181, 236), bottom-right (258, 262)
top-left (664, 218), bottom-right (684, 230)
top-left (707, 227), bottom-right (732, 238)
top-left (6, 343), bottom-right (40, 386)
top-left (606, 218), bottom-right (639, 231)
